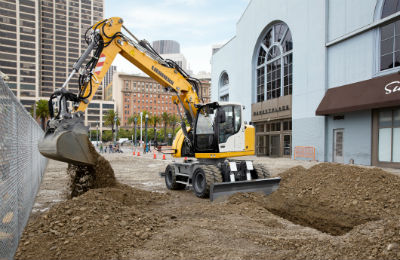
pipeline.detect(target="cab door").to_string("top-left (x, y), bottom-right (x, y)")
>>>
top-left (233, 105), bottom-right (245, 151)
top-left (218, 106), bottom-right (235, 152)
top-left (218, 105), bottom-right (244, 152)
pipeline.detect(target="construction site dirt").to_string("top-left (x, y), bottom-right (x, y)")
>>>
top-left (15, 151), bottom-right (400, 260)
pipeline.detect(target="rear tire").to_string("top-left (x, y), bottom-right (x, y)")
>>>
top-left (165, 164), bottom-right (185, 190)
top-left (252, 163), bottom-right (271, 179)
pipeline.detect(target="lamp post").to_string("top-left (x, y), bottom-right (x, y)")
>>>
top-left (96, 123), bottom-right (99, 145)
top-left (113, 115), bottom-right (117, 144)
top-left (144, 114), bottom-right (149, 153)
top-left (140, 112), bottom-right (143, 147)
top-left (134, 117), bottom-right (137, 147)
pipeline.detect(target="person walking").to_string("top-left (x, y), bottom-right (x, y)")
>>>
top-left (100, 143), bottom-right (103, 153)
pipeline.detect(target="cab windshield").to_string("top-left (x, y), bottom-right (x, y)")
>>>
top-left (196, 107), bottom-right (216, 134)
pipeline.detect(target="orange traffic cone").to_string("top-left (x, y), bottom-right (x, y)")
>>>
top-left (137, 151), bottom-right (140, 156)
top-left (162, 154), bottom-right (166, 160)
top-left (153, 151), bottom-right (157, 159)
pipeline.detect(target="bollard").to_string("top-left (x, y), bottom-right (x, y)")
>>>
top-left (137, 151), bottom-right (140, 156)
top-left (133, 150), bottom-right (135, 156)
top-left (153, 152), bottom-right (156, 159)
top-left (162, 154), bottom-right (166, 160)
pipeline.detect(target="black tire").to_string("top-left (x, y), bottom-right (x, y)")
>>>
top-left (252, 163), bottom-right (271, 179)
top-left (165, 164), bottom-right (185, 190)
top-left (192, 165), bottom-right (222, 198)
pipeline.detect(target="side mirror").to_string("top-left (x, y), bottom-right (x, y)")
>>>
top-left (218, 110), bottom-right (226, 123)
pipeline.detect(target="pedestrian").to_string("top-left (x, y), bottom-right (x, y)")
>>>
top-left (100, 143), bottom-right (103, 153)
top-left (109, 143), bottom-right (112, 153)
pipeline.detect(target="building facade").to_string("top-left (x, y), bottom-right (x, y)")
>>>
top-left (211, 0), bottom-right (400, 167)
top-left (0, 0), bottom-right (114, 132)
top-left (112, 73), bottom-right (211, 128)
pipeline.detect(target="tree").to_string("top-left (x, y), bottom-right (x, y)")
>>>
top-left (149, 114), bottom-right (161, 142)
top-left (169, 114), bottom-right (179, 139)
top-left (103, 110), bottom-right (120, 141)
top-left (161, 112), bottom-right (170, 142)
top-left (32, 99), bottom-right (50, 130)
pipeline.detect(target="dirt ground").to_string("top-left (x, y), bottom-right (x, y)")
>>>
top-left (15, 151), bottom-right (400, 259)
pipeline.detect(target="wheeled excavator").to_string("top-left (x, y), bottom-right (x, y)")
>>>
top-left (38, 17), bottom-right (281, 200)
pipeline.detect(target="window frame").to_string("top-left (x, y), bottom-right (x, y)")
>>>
top-left (255, 23), bottom-right (293, 103)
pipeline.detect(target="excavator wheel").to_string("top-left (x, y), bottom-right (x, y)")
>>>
top-left (252, 163), bottom-right (271, 179)
top-left (165, 164), bottom-right (185, 190)
top-left (192, 165), bottom-right (222, 198)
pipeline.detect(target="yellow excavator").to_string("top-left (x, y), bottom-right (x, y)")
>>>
top-left (38, 17), bottom-right (280, 200)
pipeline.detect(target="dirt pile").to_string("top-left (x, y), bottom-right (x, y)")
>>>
top-left (67, 142), bottom-right (116, 197)
top-left (15, 184), bottom-right (170, 260)
top-left (263, 163), bottom-right (400, 235)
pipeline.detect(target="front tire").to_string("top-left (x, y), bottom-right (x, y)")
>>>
top-left (165, 164), bottom-right (185, 190)
top-left (193, 167), bottom-right (209, 198)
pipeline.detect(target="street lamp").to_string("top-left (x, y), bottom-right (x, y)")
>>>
top-left (144, 114), bottom-right (149, 153)
top-left (134, 117), bottom-right (137, 147)
top-left (96, 123), bottom-right (99, 145)
top-left (113, 115), bottom-right (117, 144)
top-left (140, 112), bottom-right (143, 147)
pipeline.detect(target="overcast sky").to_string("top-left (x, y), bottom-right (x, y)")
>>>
top-left (104, 0), bottom-right (250, 75)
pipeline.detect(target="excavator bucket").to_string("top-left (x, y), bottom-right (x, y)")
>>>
top-left (38, 116), bottom-right (96, 166)
top-left (209, 177), bottom-right (281, 201)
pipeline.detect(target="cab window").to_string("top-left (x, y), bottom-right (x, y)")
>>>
top-left (219, 106), bottom-right (234, 143)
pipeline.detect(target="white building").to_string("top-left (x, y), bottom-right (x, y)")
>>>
top-left (212, 0), bottom-right (400, 168)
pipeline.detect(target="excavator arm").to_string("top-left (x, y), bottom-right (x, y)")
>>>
top-left (39, 17), bottom-right (201, 165)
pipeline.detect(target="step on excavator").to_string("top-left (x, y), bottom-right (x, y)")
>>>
top-left (38, 17), bottom-right (280, 201)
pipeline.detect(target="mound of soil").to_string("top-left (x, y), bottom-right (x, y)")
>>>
top-left (15, 184), bottom-right (169, 260)
top-left (263, 163), bottom-right (400, 235)
top-left (67, 142), bottom-right (117, 198)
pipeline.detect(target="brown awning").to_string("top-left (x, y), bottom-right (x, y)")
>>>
top-left (316, 72), bottom-right (400, 115)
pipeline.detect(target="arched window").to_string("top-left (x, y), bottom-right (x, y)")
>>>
top-left (380, 0), bottom-right (400, 71)
top-left (220, 72), bottom-right (229, 87)
top-left (256, 22), bottom-right (292, 102)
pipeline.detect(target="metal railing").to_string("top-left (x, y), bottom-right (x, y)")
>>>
top-left (0, 77), bottom-right (48, 259)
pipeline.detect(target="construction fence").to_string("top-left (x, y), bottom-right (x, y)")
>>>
top-left (0, 77), bottom-right (48, 259)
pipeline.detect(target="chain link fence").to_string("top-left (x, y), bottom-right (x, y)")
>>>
top-left (0, 77), bottom-right (48, 259)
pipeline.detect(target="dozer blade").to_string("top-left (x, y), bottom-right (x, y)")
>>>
top-left (38, 116), bottom-right (96, 166)
top-left (210, 177), bottom-right (281, 201)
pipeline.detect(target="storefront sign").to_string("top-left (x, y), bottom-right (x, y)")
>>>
top-left (253, 105), bottom-right (290, 116)
top-left (384, 81), bottom-right (400, 95)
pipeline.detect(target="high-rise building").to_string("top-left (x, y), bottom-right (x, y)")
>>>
top-left (0, 0), bottom-right (114, 132)
top-left (152, 40), bottom-right (180, 54)
top-left (103, 65), bottom-right (116, 101)
top-left (152, 40), bottom-right (191, 74)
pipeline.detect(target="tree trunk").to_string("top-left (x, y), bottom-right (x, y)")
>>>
top-left (41, 117), bottom-right (45, 130)
top-left (153, 124), bottom-right (156, 142)
top-left (164, 124), bottom-right (167, 142)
